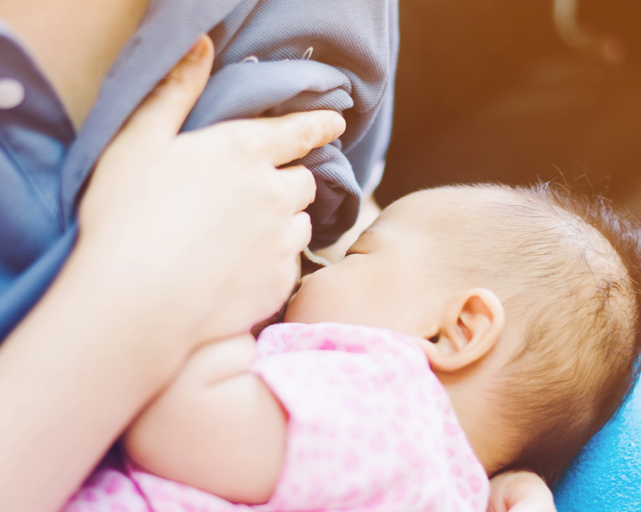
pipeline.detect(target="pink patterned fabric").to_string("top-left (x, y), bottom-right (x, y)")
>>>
top-left (63, 323), bottom-right (489, 512)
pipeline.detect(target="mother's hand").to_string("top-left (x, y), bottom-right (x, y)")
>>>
top-left (79, 35), bottom-right (345, 343)
top-left (0, 35), bottom-right (344, 512)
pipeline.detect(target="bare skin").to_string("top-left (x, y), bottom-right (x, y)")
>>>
top-left (315, 195), bottom-right (382, 264)
top-left (0, 0), bottom-right (152, 129)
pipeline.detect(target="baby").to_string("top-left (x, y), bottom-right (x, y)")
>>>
top-left (65, 184), bottom-right (641, 511)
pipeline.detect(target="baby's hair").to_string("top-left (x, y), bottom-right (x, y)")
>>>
top-left (430, 183), bottom-right (641, 486)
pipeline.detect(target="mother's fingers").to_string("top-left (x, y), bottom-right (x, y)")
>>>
top-left (216, 111), bottom-right (346, 168)
top-left (121, 35), bottom-right (215, 143)
top-left (290, 211), bottom-right (313, 253)
top-left (276, 165), bottom-right (317, 213)
top-left (262, 111), bottom-right (346, 167)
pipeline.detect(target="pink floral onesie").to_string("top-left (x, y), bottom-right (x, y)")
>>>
top-left (63, 323), bottom-right (489, 512)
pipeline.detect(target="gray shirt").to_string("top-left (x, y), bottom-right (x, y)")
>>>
top-left (0, 0), bottom-right (399, 340)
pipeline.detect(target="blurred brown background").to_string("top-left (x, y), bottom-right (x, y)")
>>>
top-left (376, 0), bottom-right (641, 217)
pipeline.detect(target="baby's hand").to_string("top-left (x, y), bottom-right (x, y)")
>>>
top-left (488, 471), bottom-right (556, 512)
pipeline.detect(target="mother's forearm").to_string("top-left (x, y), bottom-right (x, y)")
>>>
top-left (0, 248), bottom-right (192, 512)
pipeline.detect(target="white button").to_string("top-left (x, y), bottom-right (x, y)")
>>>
top-left (0, 78), bottom-right (25, 110)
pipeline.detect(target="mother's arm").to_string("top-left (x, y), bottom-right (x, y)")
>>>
top-left (0, 35), bottom-right (345, 512)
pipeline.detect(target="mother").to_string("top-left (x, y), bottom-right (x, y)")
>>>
top-left (0, 0), bottom-right (348, 509)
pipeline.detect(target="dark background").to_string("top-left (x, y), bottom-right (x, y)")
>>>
top-left (376, 0), bottom-right (641, 216)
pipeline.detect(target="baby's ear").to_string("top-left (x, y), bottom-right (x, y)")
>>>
top-left (419, 288), bottom-right (505, 373)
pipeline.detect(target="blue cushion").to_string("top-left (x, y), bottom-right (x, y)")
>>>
top-left (554, 380), bottom-right (641, 511)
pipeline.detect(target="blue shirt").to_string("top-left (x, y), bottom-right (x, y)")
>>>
top-left (0, 0), bottom-right (399, 342)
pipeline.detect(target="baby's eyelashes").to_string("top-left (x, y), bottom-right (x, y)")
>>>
top-left (344, 248), bottom-right (366, 257)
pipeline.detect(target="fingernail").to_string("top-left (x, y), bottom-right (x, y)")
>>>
top-left (334, 114), bottom-right (346, 137)
top-left (187, 37), bottom-right (208, 61)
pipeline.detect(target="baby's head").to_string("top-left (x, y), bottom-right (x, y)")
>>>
top-left (286, 184), bottom-right (641, 485)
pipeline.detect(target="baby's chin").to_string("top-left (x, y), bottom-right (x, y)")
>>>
top-left (283, 303), bottom-right (359, 326)
top-left (282, 297), bottom-right (326, 325)
top-left (283, 288), bottom-right (358, 325)
top-left (282, 287), bottom-right (313, 323)
top-left (282, 301), bottom-right (303, 323)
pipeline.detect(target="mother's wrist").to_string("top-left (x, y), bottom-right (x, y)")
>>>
top-left (66, 238), bottom-right (209, 357)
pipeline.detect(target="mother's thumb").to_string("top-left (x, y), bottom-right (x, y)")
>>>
top-left (121, 35), bottom-right (214, 140)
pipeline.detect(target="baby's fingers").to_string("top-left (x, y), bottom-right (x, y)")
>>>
top-left (488, 471), bottom-right (555, 512)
